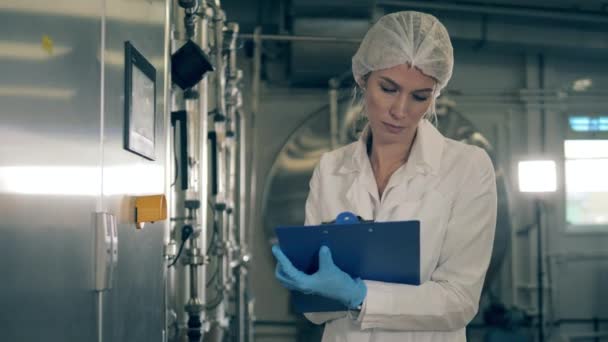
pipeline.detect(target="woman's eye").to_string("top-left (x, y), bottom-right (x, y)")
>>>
top-left (413, 94), bottom-right (428, 102)
top-left (380, 85), bottom-right (397, 93)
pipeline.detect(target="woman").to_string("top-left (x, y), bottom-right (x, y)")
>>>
top-left (272, 11), bottom-right (497, 342)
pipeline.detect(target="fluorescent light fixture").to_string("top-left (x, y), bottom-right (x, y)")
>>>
top-left (572, 78), bottom-right (592, 92)
top-left (0, 166), bottom-right (99, 196)
top-left (0, 165), bottom-right (163, 196)
top-left (564, 140), bottom-right (608, 159)
top-left (0, 86), bottom-right (75, 99)
top-left (0, 41), bottom-right (72, 60)
top-left (518, 160), bottom-right (557, 193)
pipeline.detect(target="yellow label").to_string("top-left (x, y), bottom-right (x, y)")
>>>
top-left (42, 35), bottom-right (54, 55)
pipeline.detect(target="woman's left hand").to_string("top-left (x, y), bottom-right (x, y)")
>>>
top-left (271, 245), bottom-right (367, 309)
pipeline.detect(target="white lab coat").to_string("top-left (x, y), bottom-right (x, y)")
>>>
top-left (303, 119), bottom-right (497, 342)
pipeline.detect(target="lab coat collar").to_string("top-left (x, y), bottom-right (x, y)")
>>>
top-left (338, 119), bottom-right (444, 176)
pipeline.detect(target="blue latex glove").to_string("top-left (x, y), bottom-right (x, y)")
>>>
top-left (271, 245), bottom-right (367, 309)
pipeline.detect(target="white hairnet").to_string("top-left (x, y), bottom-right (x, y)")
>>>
top-left (352, 11), bottom-right (454, 95)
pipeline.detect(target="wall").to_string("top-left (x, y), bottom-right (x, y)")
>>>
top-left (0, 1), bottom-right (168, 341)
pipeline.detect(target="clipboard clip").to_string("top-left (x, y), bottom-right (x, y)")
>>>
top-left (322, 211), bottom-right (374, 225)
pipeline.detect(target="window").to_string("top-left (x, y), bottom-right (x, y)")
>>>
top-left (564, 140), bottom-right (608, 230)
top-left (568, 116), bottom-right (608, 132)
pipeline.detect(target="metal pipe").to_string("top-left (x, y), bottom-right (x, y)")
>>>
top-left (209, 2), bottom-right (230, 337)
top-left (97, 292), bottom-right (103, 342)
top-left (213, 7), bottom-right (226, 119)
top-left (251, 27), bottom-right (261, 116)
top-left (196, 2), bottom-right (210, 335)
top-left (564, 331), bottom-right (608, 341)
top-left (328, 78), bottom-right (339, 149)
top-left (549, 252), bottom-right (608, 263)
top-left (162, 0), bottom-right (174, 341)
top-left (223, 21), bottom-right (244, 339)
top-left (236, 106), bottom-right (249, 342)
top-left (225, 23), bottom-right (240, 291)
top-left (535, 199), bottom-right (544, 342)
top-left (376, 0), bottom-right (608, 24)
top-left (242, 26), bottom-right (262, 342)
top-left (168, 3), bottom-right (185, 340)
top-left (240, 33), bottom-right (360, 43)
top-left (247, 299), bottom-right (255, 342)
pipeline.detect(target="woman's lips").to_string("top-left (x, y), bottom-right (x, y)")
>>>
top-left (382, 122), bottom-right (405, 134)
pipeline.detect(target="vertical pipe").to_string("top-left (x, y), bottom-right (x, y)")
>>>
top-left (197, 0), bottom-right (210, 331)
top-left (245, 27), bottom-right (262, 342)
top-left (594, 317), bottom-right (599, 342)
top-left (236, 108), bottom-right (246, 342)
top-left (170, 0), bottom-right (190, 335)
top-left (328, 78), bottom-right (339, 149)
top-left (162, 0), bottom-right (173, 340)
top-left (536, 198), bottom-right (544, 342)
top-left (225, 22), bottom-right (239, 290)
top-left (224, 21), bottom-right (242, 341)
top-left (209, 3), bottom-right (229, 338)
top-left (537, 53), bottom-right (546, 342)
top-left (538, 54), bottom-right (546, 154)
top-left (248, 26), bottom-right (261, 262)
top-left (236, 105), bottom-right (249, 342)
top-left (97, 292), bottom-right (103, 342)
top-left (251, 27), bottom-right (261, 120)
top-left (213, 8), bottom-right (226, 118)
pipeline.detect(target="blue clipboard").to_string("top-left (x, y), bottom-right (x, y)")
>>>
top-left (275, 212), bottom-right (420, 313)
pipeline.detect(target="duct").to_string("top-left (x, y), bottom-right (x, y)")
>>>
top-left (377, 0), bottom-right (608, 24)
top-left (261, 93), bottom-right (513, 291)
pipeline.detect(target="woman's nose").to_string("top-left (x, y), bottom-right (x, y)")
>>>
top-left (389, 94), bottom-right (408, 119)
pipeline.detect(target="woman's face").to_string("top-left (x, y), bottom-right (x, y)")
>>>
top-left (364, 64), bottom-right (436, 145)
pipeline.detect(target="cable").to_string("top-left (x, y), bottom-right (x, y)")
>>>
top-left (205, 293), bottom-right (224, 311)
top-left (206, 219), bottom-right (220, 255)
top-left (206, 262), bottom-right (220, 286)
top-left (168, 225), bottom-right (194, 268)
